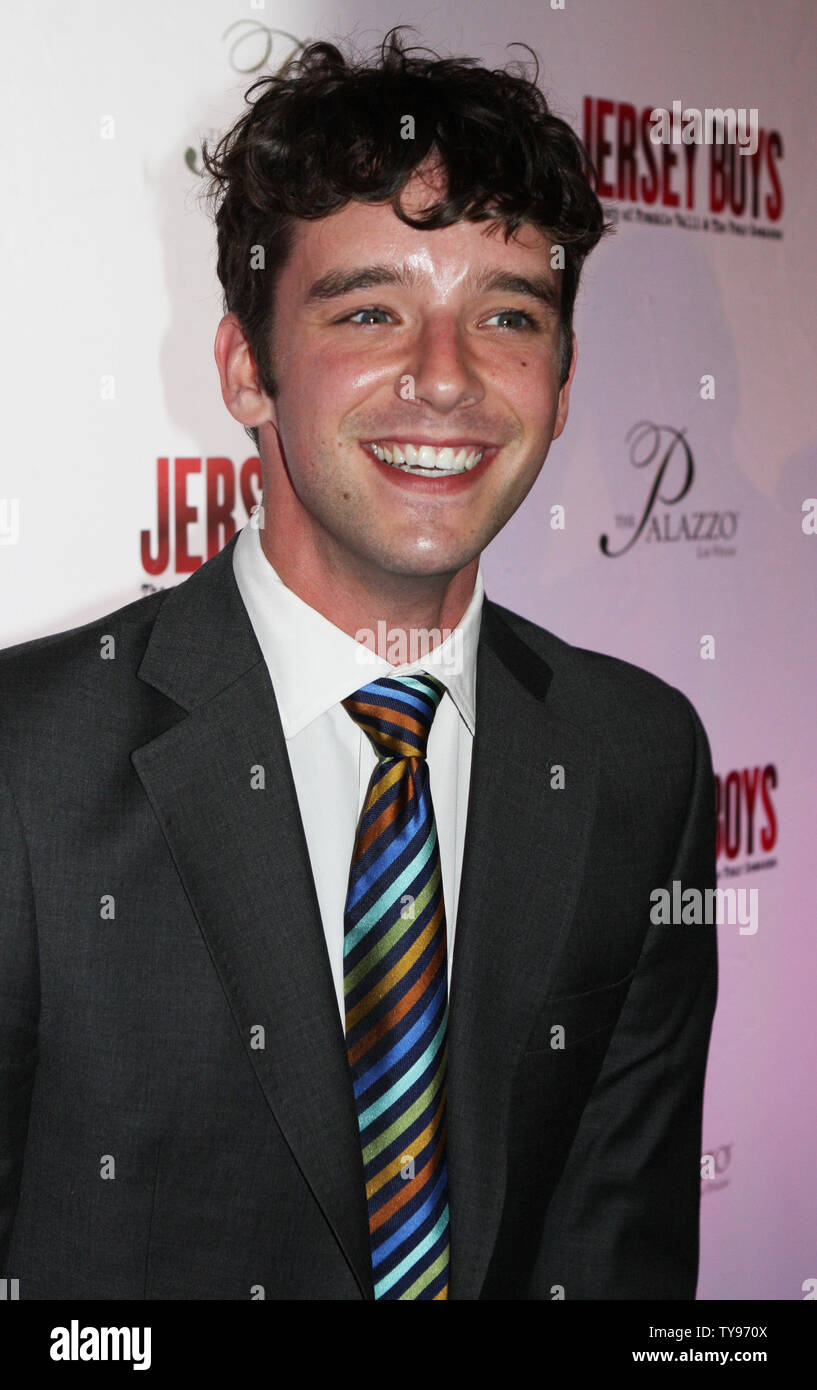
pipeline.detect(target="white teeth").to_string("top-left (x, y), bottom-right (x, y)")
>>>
top-left (368, 441), bottom-right (485, 474)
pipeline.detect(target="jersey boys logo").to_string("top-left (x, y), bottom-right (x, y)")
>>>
top-left (715, 764), bottom-right (778, 866)
top-left (582, 97), bottom-right (784, 223)
top-left (141, 456), bottom-right (261, 577)
top-left (600, 422), bottom-right (738, 558)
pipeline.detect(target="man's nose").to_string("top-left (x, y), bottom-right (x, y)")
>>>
top-left (396, 313), bottom-right (485, 413)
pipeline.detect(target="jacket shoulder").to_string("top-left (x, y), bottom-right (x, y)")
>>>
top-left (0, 585), bottom-right (166, 676)
top-left (487, 598), bottom-right (710, 749)
top-left (0, 587), bottom-right (172, 756)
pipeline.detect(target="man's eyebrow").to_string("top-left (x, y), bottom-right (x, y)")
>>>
top-left (304, 263), bottom-right (560, 312)
top-left (465, 269), bottom-right (561, 313)
top-left (304, 265), bottom-right (417, 302)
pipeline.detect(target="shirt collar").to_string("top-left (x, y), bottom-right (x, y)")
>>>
top-left (232, 521), bottom-right (482, 739)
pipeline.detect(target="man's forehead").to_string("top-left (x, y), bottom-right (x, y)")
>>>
top-left (287, 199), bottom-right (559, 301)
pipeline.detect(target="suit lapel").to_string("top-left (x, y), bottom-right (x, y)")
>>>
top-left (446, 602), bottom-right (600, 1299)
top-left (131, 535), bottom-right (374, 1298)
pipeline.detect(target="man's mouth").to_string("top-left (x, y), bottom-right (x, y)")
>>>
top-left (364, 440), bottom-right (486, 476)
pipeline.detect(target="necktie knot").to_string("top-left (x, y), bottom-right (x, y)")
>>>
top-left (342, 673), bottom-right (445, 761)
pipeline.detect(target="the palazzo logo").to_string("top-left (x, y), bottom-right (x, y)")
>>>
top-left (185, 25), bottom-right (309, 176)
top-left (600, 421), bottom-right (738, 558)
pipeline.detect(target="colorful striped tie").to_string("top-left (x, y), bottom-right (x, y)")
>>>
top-left (341, 673), bottom-right (451, 1300)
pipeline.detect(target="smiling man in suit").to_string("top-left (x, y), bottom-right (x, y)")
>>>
top-left (0, 32), bottom-right (717, 1300)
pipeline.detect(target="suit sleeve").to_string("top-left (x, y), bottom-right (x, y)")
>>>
top-left (0, 762), bottom-right (39, 1273)
top-left (527, 696), bottom-right (718, 1299)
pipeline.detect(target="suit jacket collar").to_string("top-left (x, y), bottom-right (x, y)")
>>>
top-left (132, 533), bottom-right (599, 1299)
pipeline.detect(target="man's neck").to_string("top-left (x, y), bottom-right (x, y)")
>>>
top-left (259, 526), bottom-right (478, 659)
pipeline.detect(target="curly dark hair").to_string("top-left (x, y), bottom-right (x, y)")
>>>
top-left (201, 27), bottom-right (614, 450)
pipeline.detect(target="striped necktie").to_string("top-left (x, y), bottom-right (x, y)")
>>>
top-left (341, 673), bottom-right (451, 1300)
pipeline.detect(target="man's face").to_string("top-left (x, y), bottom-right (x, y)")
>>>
top-left (246, 165), bottom-right (575, 583)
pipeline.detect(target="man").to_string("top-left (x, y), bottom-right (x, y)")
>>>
top-left (0, 32), bottom-right (717, 1299)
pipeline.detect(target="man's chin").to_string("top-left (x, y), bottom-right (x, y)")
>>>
top-left (368, 542), bottom-right (479, 582)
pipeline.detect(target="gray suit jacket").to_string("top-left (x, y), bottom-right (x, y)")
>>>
top-left (0, 532), bottom-right (717, 1299)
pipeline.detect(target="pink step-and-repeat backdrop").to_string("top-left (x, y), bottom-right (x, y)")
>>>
top-left (2, 0), bottom-right (815, 1299)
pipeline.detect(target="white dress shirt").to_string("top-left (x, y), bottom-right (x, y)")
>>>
top-left (231, 521), bottom-right (483, 1023)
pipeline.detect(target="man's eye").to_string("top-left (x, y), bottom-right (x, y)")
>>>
top-left (338, 306), bottom-right (540, 329)
top-left (482, 309), bottom-right (539, 330)
top-left (342, 307), bottom-right (394, 325)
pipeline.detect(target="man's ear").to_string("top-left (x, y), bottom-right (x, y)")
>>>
top-left (213, 313), bottom-right (276, 431)
top-left (552, 332), bottom-right (578, 442)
